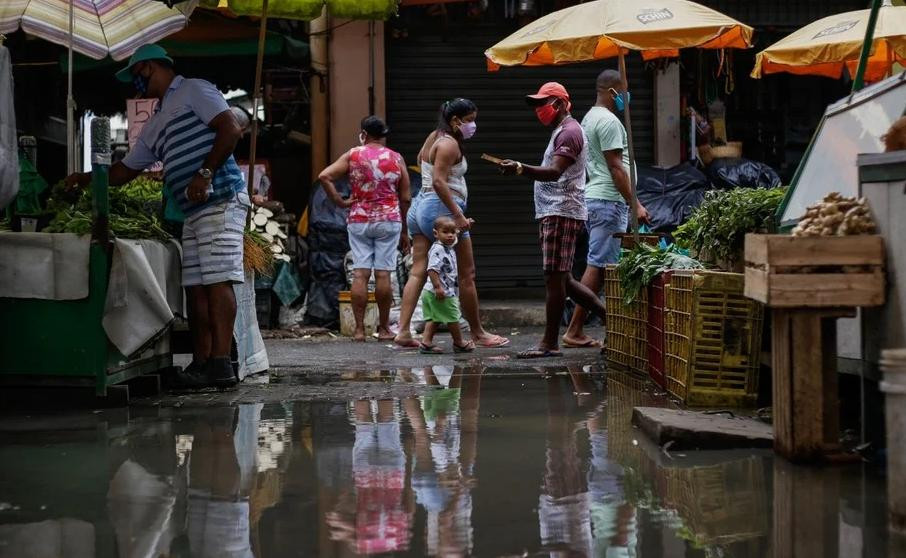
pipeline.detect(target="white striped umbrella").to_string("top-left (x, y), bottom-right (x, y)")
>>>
top-left (0, 0), bottom-right (196, 61)
top-left (0, 0), bottom-right (197, 172)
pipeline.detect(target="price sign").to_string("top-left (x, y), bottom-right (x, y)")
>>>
top-left (126, 98), bottom-right (163, 172)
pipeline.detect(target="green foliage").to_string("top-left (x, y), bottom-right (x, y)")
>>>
top-left (617, 243), bottom-right (702, 305)
top-left (44, 176), bottom-right (172, 241)
top-left (673, 187), bottom-right (786, 267)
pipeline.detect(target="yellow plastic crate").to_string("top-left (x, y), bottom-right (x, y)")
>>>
top-left (657, 457), bottom-right (768, 546)
top-left (604, 265), bottom-right (648, 374)
top-left (664, 270), bottom-right (764, 407)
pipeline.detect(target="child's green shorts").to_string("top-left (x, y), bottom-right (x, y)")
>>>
top-left (421, 291), bottom-right (461, 324)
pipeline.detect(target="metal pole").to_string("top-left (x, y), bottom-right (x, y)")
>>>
top-left (618, 51), bottom-right (640, 241)
top-left (368, 20), bottom-right (375, 116)
top-left (852, 0), bottom-right (883, 92)
top-left (248, 0), bottom-right (269, 199)
top-left (67, 0), bottom-right (76, 174)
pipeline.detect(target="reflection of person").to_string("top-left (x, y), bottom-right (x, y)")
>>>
top-left (186, 407), bottom-right (255, 558)
top-left (538, 375), bottom-right (594, 557)
top-left (327, 400), bottom-right (413, 554)
top-left (394, 98), bottom-right (509, 350)
top-left (500, 82), bottom-right (606, 359)
top-left (319, 116), bottom-right (412, 342)
top-left (563, 70), bottom-right (650, 349)
top-left (586, 403), bottom-right (637, 558)
top-left (66, 43), bottom-right (247, 390)
top-left (404, 365), bottom-right (480, 557)
top-left (420, 216), bottom-right (473, 354)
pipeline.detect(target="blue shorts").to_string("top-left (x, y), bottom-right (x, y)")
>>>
top-left (585, 199), bottom-right (629, 268)
top-left (347, 221), bottom-right (402, 271)
top-left (406, 192), bottom-right (470, 241)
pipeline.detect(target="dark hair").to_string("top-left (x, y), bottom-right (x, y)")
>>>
top-left (433, 215), bottom-right (456, 230)
top-left (436, 97), bottom-right (477, 141)
top-left (596, 69), bottom-right (622, 92)
top-left (361, 115), bottom-right (390, 139)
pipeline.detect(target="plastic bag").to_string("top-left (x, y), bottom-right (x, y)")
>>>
top-left (636, 162), bottom-right (711, 232)
top-left (707, 158), bottom-right (782, 190)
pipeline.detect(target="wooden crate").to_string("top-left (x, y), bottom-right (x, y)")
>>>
top-left (744, 234), bottom-right (886, 308)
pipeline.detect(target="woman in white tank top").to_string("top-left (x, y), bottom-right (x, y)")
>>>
top-left (394, 98), bottom-right (509, 349)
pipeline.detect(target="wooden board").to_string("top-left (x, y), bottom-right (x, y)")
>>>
top-left (771, 309), bottom-right (850, 463)
top-left (744, 234), bottom-right (886, 308)
top-left (745, 234), bottom-right (885, 267)
top-left (745, 268), bottom-right (885, 307)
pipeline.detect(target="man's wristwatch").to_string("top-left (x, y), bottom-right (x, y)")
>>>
top-left (515, 162), bottom-right (524, 175)
top-left (197, 167), bottom-right (213, 180)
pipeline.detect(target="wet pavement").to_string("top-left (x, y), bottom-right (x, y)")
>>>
top-left (0, 345), bottom-right (896, 557)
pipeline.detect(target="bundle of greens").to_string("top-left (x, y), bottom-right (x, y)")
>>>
top-left (617, 243), bottom-right (702, 304)
top-left (673, 187), bottom-right (786, 269)
top-left (44, 176), bottom-right (172, 241)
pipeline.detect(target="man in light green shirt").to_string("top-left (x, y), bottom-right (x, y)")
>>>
top-left (563, 70), bottom-right (650, 348)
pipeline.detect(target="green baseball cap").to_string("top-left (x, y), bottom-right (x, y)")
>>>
top-left (116, 44), bottom-right (174, 83)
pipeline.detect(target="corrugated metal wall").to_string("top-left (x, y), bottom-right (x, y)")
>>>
top-left (387, 19), bottom-right (654, 290)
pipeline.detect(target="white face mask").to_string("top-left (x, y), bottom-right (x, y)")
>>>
top-left (358, 132), bottom-right (366, 146)
top-left (459, 121), bottom-right (477, 140)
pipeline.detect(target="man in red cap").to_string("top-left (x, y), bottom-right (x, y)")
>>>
top-left (500, 82), bottom-right (606, 359)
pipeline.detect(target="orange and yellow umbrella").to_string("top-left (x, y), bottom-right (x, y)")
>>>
top-left (485, 0), bottom-right (753, 70)
top-left (752, 2), bottom-right (906, 82)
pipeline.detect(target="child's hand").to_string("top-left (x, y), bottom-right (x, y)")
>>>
top-left (434, 290), bottom-right (446, 301)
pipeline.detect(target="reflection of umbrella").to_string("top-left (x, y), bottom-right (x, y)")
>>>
top-left (0, 0), bottom-right (196, 172)
top-left (485, 0), bottom-right (753, 234)
top-left (751, 0), bottom-right (906, 84)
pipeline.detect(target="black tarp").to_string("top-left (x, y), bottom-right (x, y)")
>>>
top-left (304, 179), bottom-right (350, 328)
top-left (635, 162), bottom-right (711, 233)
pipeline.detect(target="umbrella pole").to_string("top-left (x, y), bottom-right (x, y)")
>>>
top-left (67, 0), bottom-right (75, 174)
top-left (618, 51), bottom-right (640, 241)
top-left (852, 0), bottom-right (882, 92)
top-left (248, 0), bottom-right (269, 200)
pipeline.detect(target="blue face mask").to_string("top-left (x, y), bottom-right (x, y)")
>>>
top-left (133, 73), bottom-right (149, 97)
top-left (610, 88), bottom-right (631, 112)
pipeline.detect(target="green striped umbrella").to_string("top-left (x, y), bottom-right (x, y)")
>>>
top-left (0, 0), bottom-right (197, 172)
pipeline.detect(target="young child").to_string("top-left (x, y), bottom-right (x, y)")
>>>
top-left (419, 216), bottom-right (474, 354)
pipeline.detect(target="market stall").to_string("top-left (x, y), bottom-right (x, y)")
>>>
top-left (0, 118), bottom-right (181, 398)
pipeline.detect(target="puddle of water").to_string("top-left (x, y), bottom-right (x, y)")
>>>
top-left (0, 367), bottom-right (894, 557)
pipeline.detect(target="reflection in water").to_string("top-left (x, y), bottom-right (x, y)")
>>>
top-left (0, 367), bottom-right (893, 557)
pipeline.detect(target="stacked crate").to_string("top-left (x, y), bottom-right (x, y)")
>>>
top-left (604, 265), bottom-right (648, 374)
top-left (664, 270), bottom-right (764, 407)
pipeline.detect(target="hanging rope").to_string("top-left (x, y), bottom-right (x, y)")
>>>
top-left (725, 50), bottom-right (735, 95)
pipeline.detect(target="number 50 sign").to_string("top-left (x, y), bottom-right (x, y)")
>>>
top-left (126, 99), bottom-right (162, 172)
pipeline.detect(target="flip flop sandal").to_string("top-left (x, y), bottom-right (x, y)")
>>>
top-left (517, 347), bottom-right (564, 359)
top-left (394, 338), bottom-right (421, 349)
top-left (453, 341), bottom-right (476, 353)
top-left (419, 343), bottom-right (445, 355)
top-left (475, 335), bottom-right (510, 348)
top-left (562, 338), bottom-right (603, 349)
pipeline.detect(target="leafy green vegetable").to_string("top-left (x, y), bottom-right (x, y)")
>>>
top-left (43, 176), bottom-right (172, 241)
top-left (673, 187), bottom-right (786, 269)
top-left (617, 243), bottom-right (702, 304)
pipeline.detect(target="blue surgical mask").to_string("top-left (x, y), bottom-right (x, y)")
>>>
top-left (610, 88), bottom-right (631, 112)
top-left (133, 73), bottom-right (149, 97)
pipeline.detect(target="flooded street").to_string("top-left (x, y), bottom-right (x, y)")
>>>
top-left (0, 362), bottom-right (893, 557)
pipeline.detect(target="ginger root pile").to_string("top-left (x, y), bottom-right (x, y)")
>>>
top-left (792, 192), bottom-right (877, 237)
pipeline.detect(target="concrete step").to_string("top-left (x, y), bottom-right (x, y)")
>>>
top-left (479, 299), bottom-right (546, 328)
top-left (632, 407), bottom-right (774, 451)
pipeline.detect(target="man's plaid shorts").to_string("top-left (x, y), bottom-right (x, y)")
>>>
top-left (539, 215), bottom-right (584, 272)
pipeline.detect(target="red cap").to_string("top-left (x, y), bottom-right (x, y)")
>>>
top-left (526, 82), bottom-right (571, 110)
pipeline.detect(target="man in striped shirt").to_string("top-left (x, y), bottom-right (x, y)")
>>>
top-left (66, 44), bottom-right (247, 390)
